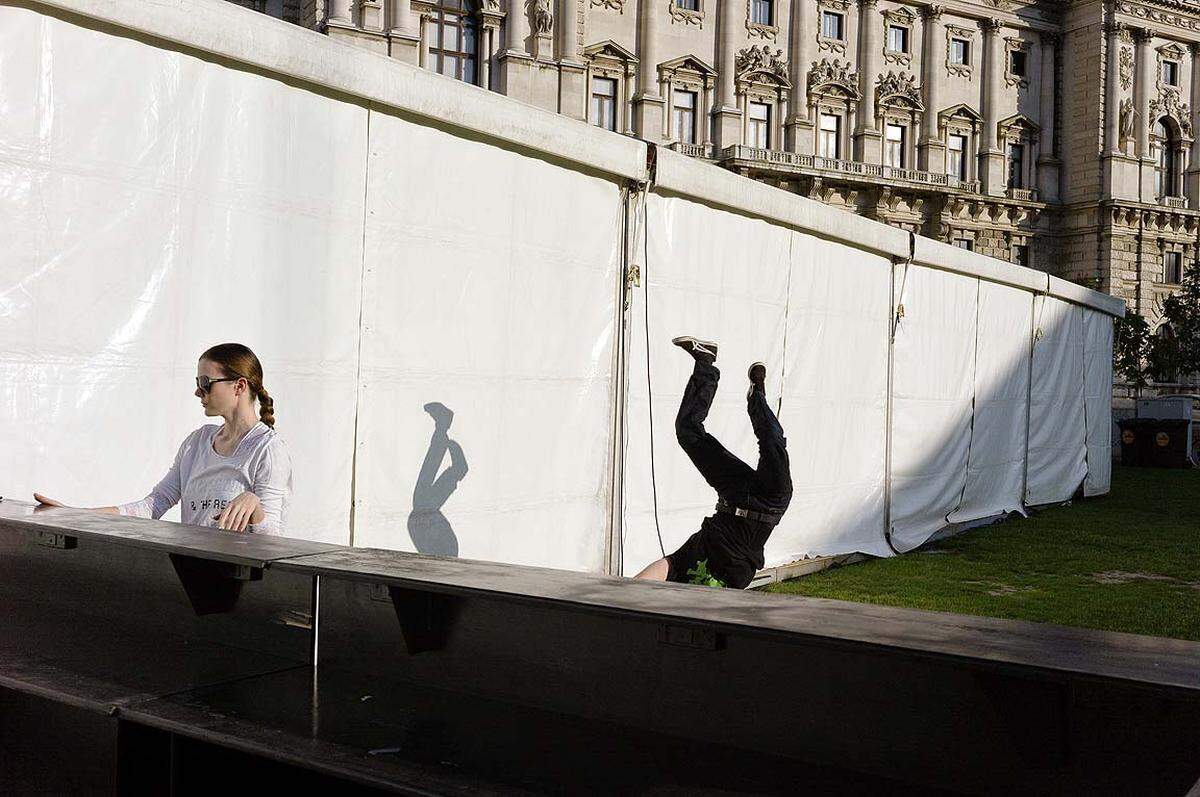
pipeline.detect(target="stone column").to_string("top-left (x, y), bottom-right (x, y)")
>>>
top-left (714, 0), bottom-right (743, 149)
top-left (499, 0), bottom-right (534, 102)
top-left (1036, 32), bottom-right (1060, 201)
top-left (980, 18), bottom-right (1005, 195)
top-left (623, 63), bottom-right (637, 135)
top-left (634, 0), bottom-right (665, 141)
top-left (558, 0), bottom-right (586, 120)
top-left (559, 0), bottom-right (579, 60)
top-left (388, 0), bottom-right (421, 64)
top-left (1133, 26), bottom-right (1155, 199)
top-left (855, 0), bottom-right (882, 162)
top-left (1134, 27), bottom-right (1153, 158)
top-left (507, 0), bottom-right (530, 54)
top-left (1187, 43), bottom-right (1200, 203)
top-left (918, 3), bottom-right (945, 172)
top-left (329, 0), bottom-right (353, 24)
top-left (784, 0), bottom-right (812, 150)
top-left (701, 79), bottom-right (714, 150)
top-left (1104, 21), bottom-right (1125, 154)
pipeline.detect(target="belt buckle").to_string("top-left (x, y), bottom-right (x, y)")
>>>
top-left (735, 507), bottom-right (749, 518)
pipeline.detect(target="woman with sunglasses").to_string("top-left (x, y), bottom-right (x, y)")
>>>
top-left (34, 343), bottom-right (293, 534)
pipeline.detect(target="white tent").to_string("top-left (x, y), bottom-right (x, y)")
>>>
top-left (0, 0), bottom-right (1124, 576)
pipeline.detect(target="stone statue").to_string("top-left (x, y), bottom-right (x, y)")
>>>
top-left (1119, 97), bottom-right (1137, 144)
top-left (531, 0), bottom-right (553, 34)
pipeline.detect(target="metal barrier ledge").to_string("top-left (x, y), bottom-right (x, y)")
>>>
top-left (2, 500), bottom-right (1198, 795)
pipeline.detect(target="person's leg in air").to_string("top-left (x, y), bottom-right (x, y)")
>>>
top-left (745, 361), bottom-right (793, 514)
top-left (634, 336), bottom-right (753, 581)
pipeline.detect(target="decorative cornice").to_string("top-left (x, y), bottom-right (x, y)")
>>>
top-left (807, 57), bottom-right (860, 100)
top-left (1117, 2), bottom-right (1200, 35)
top-left (736, 44), bottom-right (788, 82)
top-left (876, 70), bottom-right (923, 112)
top-left (1150, 86), bottom-right (1193, 137)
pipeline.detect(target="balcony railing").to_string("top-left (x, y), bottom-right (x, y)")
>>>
top-left (671, 141), bottom-right (713, 159)
top-left (718, 146), bottom-right (981, 194)
top-left (1162, 195), bottom-right (1188, 209)
top-left (1006, 186), bottom-right (1039, 201)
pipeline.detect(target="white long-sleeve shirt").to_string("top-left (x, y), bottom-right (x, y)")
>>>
top-left (119, 422), bottom-right (293, 535)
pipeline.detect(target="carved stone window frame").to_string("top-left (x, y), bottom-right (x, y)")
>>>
top-left (875, 70), bottom-right (924, 126)
top-left (746, 0), bottom-right (778, 41)
top-left (1157, 41), bottom-right (1186, 93)
top-left (658, 54), bottom-right (718, 146)
top-left (736, 50), bottom-right (791, 150)
top-left (817, 0), bottom-right (849, 56)
top-left (807, 58), bottom-right (859, 157)
top-left (1004, 37), bottom-right (1030, 89)
top-left (583, 40), bottom-right (640, 136)
top-left (938, 103), bottom-right (982, 182)
top-left (669, 0), bottom-right (704, 28)
top-left (946, 24), bottom-right (974, 79)
top-left (882, 6), bottom-right (916, 68)
top-left (997, 113), bottom-right (1039, 187)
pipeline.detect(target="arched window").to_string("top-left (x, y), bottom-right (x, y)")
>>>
top-left (1153, 118), bottom-right (1179, 198)
top-left (429, 0), bottom-right (478, 84)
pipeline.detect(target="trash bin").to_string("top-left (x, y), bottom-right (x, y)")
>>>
top-left (1147, 419), bottom-right (1193, 468)
top-left (1117, 418), bottom-right (1156, 467)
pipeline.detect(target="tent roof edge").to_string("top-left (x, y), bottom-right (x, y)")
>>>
top-left (27, 0), bottom-right (649, 183)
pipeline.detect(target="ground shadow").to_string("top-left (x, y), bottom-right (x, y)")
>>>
top-left (407, 402), bottom-right (468, 557)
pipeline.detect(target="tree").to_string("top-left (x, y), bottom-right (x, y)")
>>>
top-left (1113, 310), bottom-right (1153, 395)
top-left (1156, 259), bottom-right (1200, 383)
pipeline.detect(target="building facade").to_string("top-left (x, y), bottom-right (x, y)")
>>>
top-left (233, 0), bottom-right (1200, 326)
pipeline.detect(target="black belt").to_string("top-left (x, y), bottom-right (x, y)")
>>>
top-left (715, 499), bottom-right (783, 525)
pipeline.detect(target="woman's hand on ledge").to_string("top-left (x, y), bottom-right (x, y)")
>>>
top-left (33, 493), bottom-right (67, 510)
top-left (215, 491), bottom-right (261, 533)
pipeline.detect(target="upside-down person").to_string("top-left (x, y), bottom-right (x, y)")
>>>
top-left (634, 336), bottom-right (793, 589)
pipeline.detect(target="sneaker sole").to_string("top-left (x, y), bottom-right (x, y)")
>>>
top-left (672, 335), bottom-right (718, 349)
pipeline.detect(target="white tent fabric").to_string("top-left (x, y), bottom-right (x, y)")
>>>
top-left (1083, 310), bottom-right (1115, 497)
top-left (1026, 297), bottom-right (1088, 506)
top-left (351, 111), bottom-right (623, 571)
top-left (947, 281), bottom-right (1032, 524)
top-left (622, 193), bottom-right (792, 574)
top-left (1, 0), bottom-right (1126, 571)
top-left (770, 234), bottom-right (892, 560)
top-left (0, 6), bottom-right (366, 542)
top-left (888, 265), bottom-right (980, 553)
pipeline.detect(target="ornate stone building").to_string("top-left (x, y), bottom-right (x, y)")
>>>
top-left (233, 0), bottom-right (1200, 326)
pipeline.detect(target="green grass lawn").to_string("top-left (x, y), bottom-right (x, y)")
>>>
top-left (764, 466), bottom-right (1200, 641)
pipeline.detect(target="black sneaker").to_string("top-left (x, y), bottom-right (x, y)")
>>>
top-left (747, 362), bottom-right (766, 399)
top-left (671, 336), bottom-right (718, 364)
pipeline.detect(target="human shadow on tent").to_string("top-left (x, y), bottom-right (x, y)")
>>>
top-left (407, 402), bottom-right (468, 557)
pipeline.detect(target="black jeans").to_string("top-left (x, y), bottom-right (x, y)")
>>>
top-left (674, 360), bottom-right (793, 516)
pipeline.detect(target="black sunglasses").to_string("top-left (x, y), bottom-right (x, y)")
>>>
top-left (195, 375), bottom-right (242, 393)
